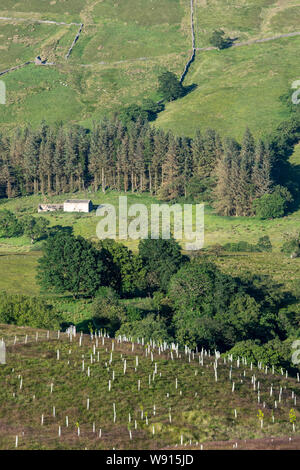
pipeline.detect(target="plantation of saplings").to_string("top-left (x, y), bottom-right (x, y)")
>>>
top-left (1, 0), bottom-right (300, 451)
top-left (0, 324), bottom-right (300, 450)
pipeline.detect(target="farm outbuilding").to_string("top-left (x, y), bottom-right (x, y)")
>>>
top-left (63, 199), bottom-right (93, 213)
top-left (38, 203), bottom-right (63, 213)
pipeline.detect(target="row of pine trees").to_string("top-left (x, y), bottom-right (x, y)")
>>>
top-left (0, 119), bottom-right (273, 216)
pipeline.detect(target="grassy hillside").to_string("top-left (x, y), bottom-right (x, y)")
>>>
top-left (0, 0), bottom-right (89, 23)
top-left (0, 54), bottom-right (188, 129)
top-left (193, 0), bottom-right (300, 48)
top-left (1, 188), bottom-right (300, 305)
top-left (0, 22), bottom-right (78, 70)
top-left (0, 324), bottom-right (299, 450)
top-left (0, 0), bottom-right (187, 25)
top-left (69, 0), bottom-right (189, 64)
top-left (0, 252), bottom-right (40, 296)
top-left (1, 1), bottom-right (300, 137)
top-left (155, 35), bottom-right (300, 139)
top-left (0, 0), bottom-right (190, 131)
top-left (1, 189), bottom-right (300, 252)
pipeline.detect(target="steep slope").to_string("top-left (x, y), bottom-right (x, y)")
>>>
top-left (1, 1), bottom-right (300, 137)
top-left (0, 0), bottom-right (191, 131)
top-left (156, 35), bottom-right (300, 139)
top-left (0, 323), bottom-right (299, 449)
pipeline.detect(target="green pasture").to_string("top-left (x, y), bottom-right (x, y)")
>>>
top-left (0, 0), bottom-right (89, 23)
top-left (0, 185), bottom-right (300, 306)
top-left (193, 0), bottom-right (300, 48)
top-left (0, 21), bottom-right (78, 70)
top-left (155, 36), bottom-right (300, 139)
top-left (0, 188), bottom-right (299, 253)
top-left (1, 1), bottom-right (300, 140)
top-left (0, 52), bottom-right (187, 131)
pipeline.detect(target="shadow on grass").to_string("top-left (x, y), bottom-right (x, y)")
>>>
top-left (287, 162), bottom-right (300, 213)
top-left (224, 37), bottom-right (239, 49)
top-left (215, 36), bottom-right (239, 50)
top-left (183, 83), bottom-right (197, 97)
top-left (48, 225), bottom-right (74, 237)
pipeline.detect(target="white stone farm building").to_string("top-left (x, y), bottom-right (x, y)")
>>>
top-left (64, 200), bottom-right (93, 213)
top-left (38, 200), bottom-right (93, 213)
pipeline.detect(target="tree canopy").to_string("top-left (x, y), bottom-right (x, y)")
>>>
top-left (0, 210), bottom-right (23, 238)
top-left (157, 71), bottom-right (185, 102)
top-left (139, 238), bottom-right (186, 293)
top-left (209, 30), bottom-right (232, 49)
top-left (22, 215), bottom-right (50, 243)
top-left (252, 185), bottom-right (293, 219)
top-left (98, 239), bottom-right (146, 296)
top-left (168, 260), bottom-right (286, 351)
top-left (37, 232), bottom-right (116, 298)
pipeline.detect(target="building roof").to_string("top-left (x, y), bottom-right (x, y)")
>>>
top-left (64, 200), bottom-right (91, 204)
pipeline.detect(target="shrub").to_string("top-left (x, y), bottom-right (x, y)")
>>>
top-left (91, 292), bottom-right (126, 336)
top-left (94, 286), bottom-right (120, 301)
top-left (157, 71), bottom-right (185, 102)
top-left (0, 210), bottom-right (23, 238)
top-left (222, 236), bottom-right (272, 253)
top-left (0, 292), bottom-right (61, 329)
top-left (256, 236), bottom-right (272, 252)
top-left (281, 232), bottom-right (300, 258)
top-left (223, 241), bottom-right (257, 252)
top-left (226, 338), bottom-right (299, 375)
top-left (124, 305), bottom-right (143, 322)
top-left (115, 314), bottom-right (171, 344)
top-left (209, 30), bottom-right (232, 49)
top-left (139, 238), bottom-right (186, 293)
top-left (118, 100), bottom-right (164, 124)
top-left (252, 186), bottom-right (293, 219)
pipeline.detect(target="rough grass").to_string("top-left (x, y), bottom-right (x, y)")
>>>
top-left (212, 252), bottom-right (300, 298)
top-left (155, 35), bottom-right (300, 139)
top-left (1, 186), bottom-right (300, 317)
top-left (1, 1), bottom-right (300, 138)
top-left (68, 22), bottom-right (188, 64)
top-left (70, 0), bottom-right (189, 64)
top-left (193, 0), bottom-right (300, 47)
top-left (0, 65), bottom-right (85, 129)
top-left (0, 0), bottom-right (189, 131)
top-left (0, 1), bottom-right (89, 23)
top-left (0, 324), bottom-right (299, 450)
top-left (0, 252), bottom-right (40, 296)
top-left (1, 187), bottom-right (300, 252)
top-left (0, 52), bottom-right (188, 131)
top-left (0, 22), bottom-right (77, 70)
top-left (91, 0), bottom-right (185, 26)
